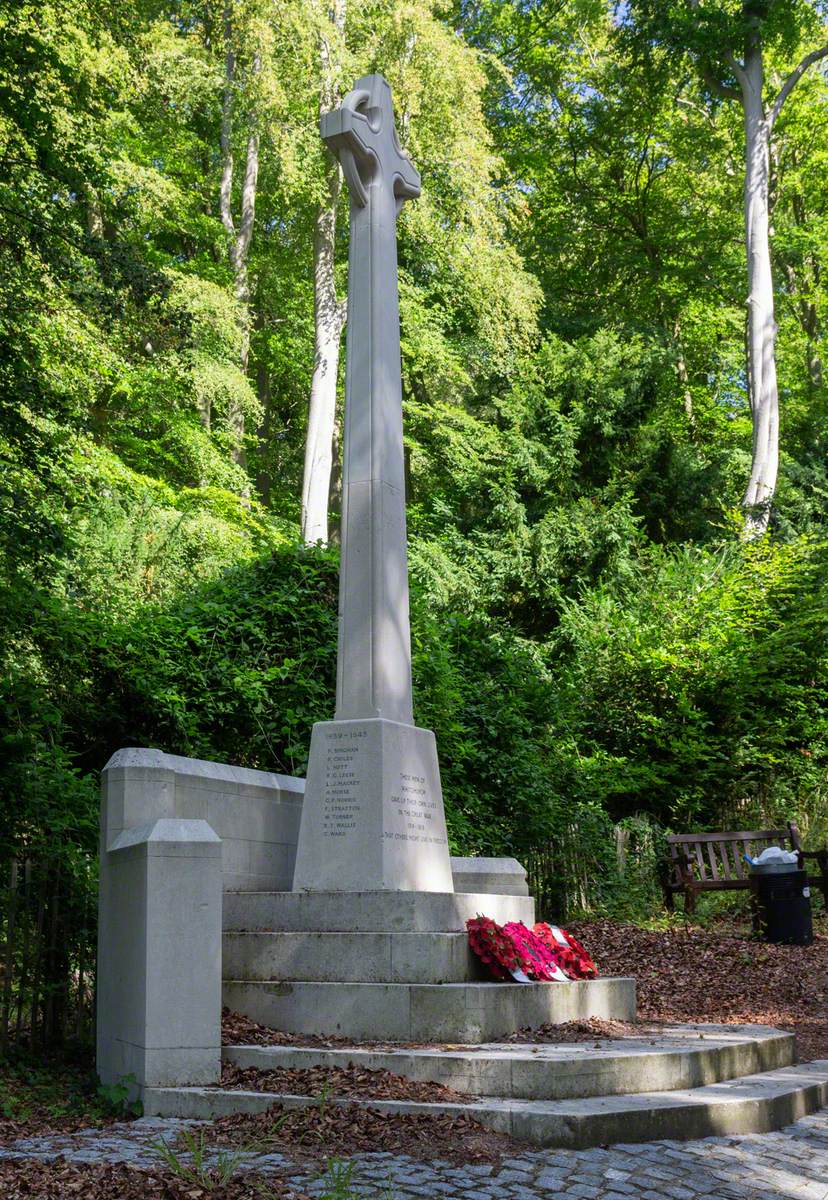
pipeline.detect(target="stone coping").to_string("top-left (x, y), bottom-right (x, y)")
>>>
top-left (104, 747), bottom-right (303, 796)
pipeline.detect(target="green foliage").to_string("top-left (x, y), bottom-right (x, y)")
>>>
top-left (317, 1158), bottom-right (358, 1200)
top-left (95, 1073), bottom-right (143, 1119)
top-left (0, 1050), bottom-right (126, 1127)
top-left (152, 1128), bottom-right (249, 1191)
top-left (3, 0), bottom-right (828, 992)
top-left (549, 537), bottom-right (828, 838)
top-left (317, 1157), bottom-right (396, 1200)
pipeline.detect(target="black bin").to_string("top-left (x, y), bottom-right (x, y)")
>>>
top-left (750, 868), bottom-right (813, 945)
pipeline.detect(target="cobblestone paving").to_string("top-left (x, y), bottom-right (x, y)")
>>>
top-left (2, 1110), bottom-right (828, 1198)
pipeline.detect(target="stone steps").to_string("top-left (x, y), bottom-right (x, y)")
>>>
top-left (222, 976), bottom-right (636, 1043)
top-left (222, 889), bottom-right (535, 933)
top-left (143, 1060), bottom-right (828, 1149)
top-left (221, 1024), bottom-right (795, 1100)
top-left (221, 888), bottom-right (635, 1045)
top-left (223, 930), bottom-right (484, 984)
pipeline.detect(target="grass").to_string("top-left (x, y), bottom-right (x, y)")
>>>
top-left (152, 1127), bottom-right (251, 1190)
top-left (0, 1043), bottom-right (128, 1133)
top-left (317, 1158), bottom-right (395, 1200)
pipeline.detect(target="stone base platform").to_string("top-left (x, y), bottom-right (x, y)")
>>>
top-left (222, 976), bottom-right (636, 1043)
top-left (222, 887), bottom-right (635, 1043)
top-left (143, 1036), bottom-right (828, 1149)
top-left (221, 1023), bottom-right (795, 1099)
top-left (223, 930), bottom-right (487, 984)
top-left (142, 881), bottom-right (826, 1146)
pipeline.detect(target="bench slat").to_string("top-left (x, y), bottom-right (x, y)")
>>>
top-left (666, 829), bottom-right (790, 845)
top-left (729, 842), bottom-right (745, 879)
top-left (706, 841), bottom-right (721, 880)
top-left (666, 870), bottom-right (828, 894)
top-left (678, 878), bottom-right (751, 892)
top-left (694, 844), bottom-right (707, 880)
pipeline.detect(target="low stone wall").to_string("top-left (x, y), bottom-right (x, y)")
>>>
top-left (100, 747), bottom-right (304, 892)
top-left (97, 749), bottom-right (304, 1092)
top-left (451, 856), bottom-right (529, 896)
top-left (100, 748), bottom-right (526, 897)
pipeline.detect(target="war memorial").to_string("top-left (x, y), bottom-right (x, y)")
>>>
top-left (96, 76), bottom-right (828, 1150)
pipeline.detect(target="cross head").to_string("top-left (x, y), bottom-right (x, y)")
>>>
top-left (320, 73), bottom-right (421, 212)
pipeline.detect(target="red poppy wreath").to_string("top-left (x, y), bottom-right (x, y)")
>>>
top-left (532, 922), bottom-right (599, 979)
top-left (466, 916), bottom-right (570, 982)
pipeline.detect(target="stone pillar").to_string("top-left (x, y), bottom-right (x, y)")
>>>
top-left (331, 82), bottom-right (418, 726)
top-left (96, 818), bottom-right (222, 1092)
top-left (292, 75), bottom-right (453, 893)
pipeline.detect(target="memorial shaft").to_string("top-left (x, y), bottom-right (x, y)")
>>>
top-left (292, 75), bottom-right (453, 893)
top-left (337, 150), bottom-right (409, 722)
top-left (322, 75), bottom-right (420, 725)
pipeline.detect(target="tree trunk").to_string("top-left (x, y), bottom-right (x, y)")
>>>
top-left (301, 0), bottom-right (347, 545)
top-left (83, 183), bottom-right (103, 238)
top-left (256, 313), bottom-right (272, 505)
top-left (784, 260), bottom-right (823, 392)
top-left (666, 313), bottom-right (693, 423)
top-left (692, 22), bottom-right (828, 534)
top-left (219, 3), bottom-right (235, 246)
top-left (791, 191), bottom-right (824, 389)
top-left (807, 338), bottom-right (823, 391)
top-left (219, 3), bottom-right (260, 470)
top-left (781, 181), bottom-right (824, 392)
top-left (227, 108), bottom-right (259, 467)
top-left (328, 405), bottom-right (343, 543)
top-left (302, 163), bottom-right (346, 543)
top-left (740, 46), bottom-right (779, 537)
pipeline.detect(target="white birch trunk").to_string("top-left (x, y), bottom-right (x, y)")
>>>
top-left (740, 52), bottom-right (779, 537)
top-left (301, 0), bottom-right (346, 545)
top-left (302, 166), bottom-right (346, 543)
top-left (227, 108), bottom-right (260, 466)
top-left (729, 31), bottom-right (828, 536)
top-left (219, 4), bottom-right (260, 468)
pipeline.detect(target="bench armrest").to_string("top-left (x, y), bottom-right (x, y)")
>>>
top-left (673, 847), bottom-right (696, 883)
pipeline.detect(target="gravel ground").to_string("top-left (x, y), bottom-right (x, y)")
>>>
top-left (3, 1108), bottom-right (828, 1198)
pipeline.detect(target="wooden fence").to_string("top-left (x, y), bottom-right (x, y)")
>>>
top-left (0, 854), bottom-right (95, 1050)
top-left (522, 814), bottom-right (665, 922)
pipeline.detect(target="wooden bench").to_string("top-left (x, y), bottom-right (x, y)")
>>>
top-left (663, 822), bottom-right (828, 913)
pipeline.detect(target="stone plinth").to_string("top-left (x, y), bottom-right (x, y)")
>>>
top-left (452, 856), bottom-right (529, 896)
top-left (220, 885), bottom-right (636, 1043)
top-left (292, 718), bottom-right (453, 892)
top-left (96, 817), bottom-right (222, 1091)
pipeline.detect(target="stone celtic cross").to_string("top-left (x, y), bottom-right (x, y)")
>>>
top-left (292, 74), bottom-right (453, 893)
top-left (321, 74), bottom-right (420, 725)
